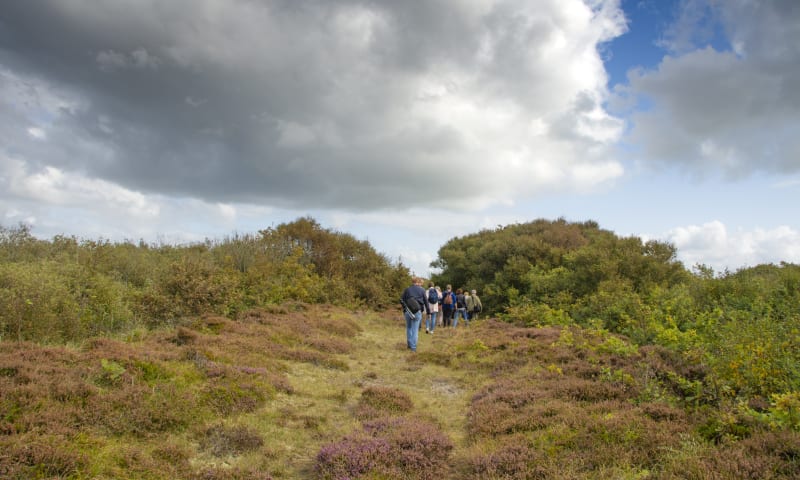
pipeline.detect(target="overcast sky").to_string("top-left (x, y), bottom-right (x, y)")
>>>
top-left (2, 0), bottom-right (799, 276)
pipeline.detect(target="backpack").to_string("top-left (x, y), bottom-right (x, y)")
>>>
top-left (404, 296), bottom-right (421, 314)
top-left (473, 303), bottom-right (482, 313)
top-left (443, 292), bottom-right (453, 306)
top-left (427, 288), bottom-right (439, 304)
top-left (456, 294), bottom-right (466, 308)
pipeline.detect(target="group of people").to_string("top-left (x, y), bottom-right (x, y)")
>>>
top-left (400, 277), bottom-right (483, 352)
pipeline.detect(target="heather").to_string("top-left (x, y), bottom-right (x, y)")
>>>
top-left (3, 307), bottom-right (800, 478)
top-left (2, 217), bottom-right (800, 478)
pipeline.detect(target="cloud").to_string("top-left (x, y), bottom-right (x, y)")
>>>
top-left (0, 152), bottom-right (279, 243)
top-left (617, 0), bottom-right (800, 177)
top-left (661, 220), bottom-right (800, 272)
top-left (1, 155), bottom-right (160, 218)
top-left (27, 127), bottom-right (46, 140)
top-left (96, 48), bottom-right (161, 72)
top-left (0, 0), bottom-right (627, 212)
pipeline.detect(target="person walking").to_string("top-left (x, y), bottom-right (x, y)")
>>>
top-left (441, 285), bottom-right (456, 327)
top-left (469, 289), bottom-right (483, 320)
top-left (425, 282), bottom-right (439, 334)
top-left (464, 289), bottom-right (473, 321)
top-left (453, 288), bottom-right (469, 328)
top-left (435, 285), bottom-right (443, 327)
top-left (400, 277), bottom-right (429, 352)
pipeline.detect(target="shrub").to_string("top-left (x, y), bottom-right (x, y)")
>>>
top-left (202, 379), bottom-right (271, 416)
top-left (0, 261), bottom-right (81, 342)
top-left (766, 391), bottom-right (800, 430)
top-left (355, 386), bottom-right (413, 419)
top-left (464, 439), bottom-right (548, 479)
top-left (315, 417), bottom-right (453, 480)
top-left (315, 435), bottom-right (393, 480)
top-left (191, 467), bottom-right (274, 480)
top-left (150, 441), bottom-right (192, 469)
top-left (675, 431), bottom-right (800, 480)
top-left (171, 326), bottom-right (199, 345)
top-left (0, 435), bottom-right (87, 479)
top-left (89, 383), bottom-right (198, 436)
top-left (198, 423), bottom-right (264, 456)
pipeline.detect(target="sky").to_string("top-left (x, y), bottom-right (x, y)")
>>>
top-left (2, 0), bottom-right (800, 277)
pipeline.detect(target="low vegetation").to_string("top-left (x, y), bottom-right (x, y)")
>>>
top-left (1, 217), bottom-right (799, 478)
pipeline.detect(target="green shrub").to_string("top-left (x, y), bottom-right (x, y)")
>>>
top-left (0, 261), bottom-right (81, 342)
top-left (202, 379), bottom-right (271, 416)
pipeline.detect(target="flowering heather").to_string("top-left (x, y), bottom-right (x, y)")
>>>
top-left (355, 386), bottom-right (413, 419)
top-left (316, 417), bottom-right (453, 479)
top-left (464, 440), bottom-right (548, 479)
top-left (0, 435), bottom-right (87, 479)
top-left (315, 436), bottom-right (393, 479)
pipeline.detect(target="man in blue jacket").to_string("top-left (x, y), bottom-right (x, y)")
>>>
top-left (400, 277), bottom-right (430, 352)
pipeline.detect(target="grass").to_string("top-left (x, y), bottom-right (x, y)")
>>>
top-left (2, 306), bottom-right (800, 479)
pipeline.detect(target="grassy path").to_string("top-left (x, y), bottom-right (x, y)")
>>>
top-left (260, 309), bottom-right (485, 477)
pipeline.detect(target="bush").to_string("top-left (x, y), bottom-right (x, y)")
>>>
top-left (0, 262), bottom-right (81, 342)
top-left (315, 417), bottom-right (453, 480)
top-left (464, 439), bottom-right (548, 480)
top-left (0, 435), bottom-right (88, 479)
top-left (355, 386), bottom-right (413, 419)
top-left (202, 379), bottom-right (271, 416)
top-left (198, 423), bottom-right (264, 456)
top-left (191, 467), bottom-right (274, 480)
top-left (89, 383), bottom-right (198, 437)
top-left (664, 431), bottom-right (800, 480)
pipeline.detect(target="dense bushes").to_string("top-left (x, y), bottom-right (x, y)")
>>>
top-left (0, 219), bottom-right (409, 342)
top-left (431, 218), bottom-right (688, 319)
top-left (4, 216), bottom-right (800, 476)
top-left (432, 218), bottom-right (800, 426)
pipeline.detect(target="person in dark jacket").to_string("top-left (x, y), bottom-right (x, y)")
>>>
top-left (453, 288), bottom-right (468, 328)
top-left (400, 277), bottom-right (429, 352)
top-left (441, 285), bottom-right (456, 327)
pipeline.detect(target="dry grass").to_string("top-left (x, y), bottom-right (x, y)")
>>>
top-left (2, 307), bottom-right (799, 479)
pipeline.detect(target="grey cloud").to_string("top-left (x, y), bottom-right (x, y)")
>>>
top-left (96, 48), bottom-right (161, 71)
top-left (0, 0), bottom-right (624, 210)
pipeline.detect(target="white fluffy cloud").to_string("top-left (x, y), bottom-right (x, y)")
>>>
top-left (663, 220), bottom-right (800, 272)
top-left (0, 152), bottom-right (279, 243)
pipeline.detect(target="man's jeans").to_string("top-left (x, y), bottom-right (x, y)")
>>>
top-left (405, 310), bottom-right (422, 351)
top-left (453, 308), bottom-right (469, 328)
